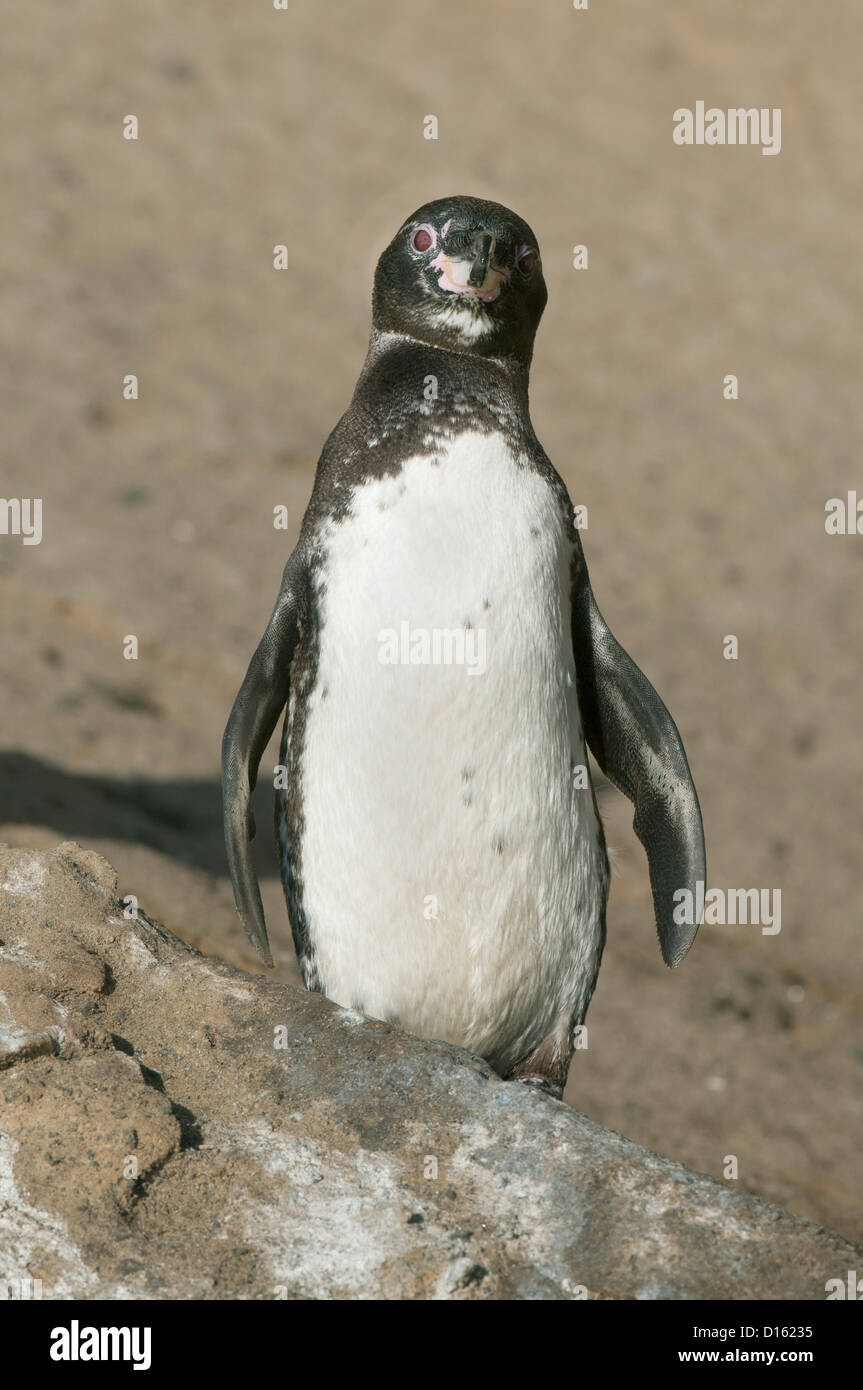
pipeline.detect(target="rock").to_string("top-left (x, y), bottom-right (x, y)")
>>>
top-left (0, 841), bottom-right (859, 1300)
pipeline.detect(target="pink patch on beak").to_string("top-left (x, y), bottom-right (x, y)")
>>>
top-left (429, 252), bottom-right (506, 304)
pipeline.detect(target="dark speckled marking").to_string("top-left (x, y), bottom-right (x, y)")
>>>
top-left (275, 556), bottom-right (324, 993)
top-left (294, 334), bottom-right (573, 538)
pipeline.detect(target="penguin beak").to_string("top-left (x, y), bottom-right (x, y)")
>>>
top-left (467, 232), bottom-right (495, 288)
top-left (430, 232), bottom-right (508, 303)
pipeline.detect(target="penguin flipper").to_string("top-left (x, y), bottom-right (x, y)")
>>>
top-left (222, 549), bottom-right (306, 967)
top-left (571, 573), bottom-right (705, 967)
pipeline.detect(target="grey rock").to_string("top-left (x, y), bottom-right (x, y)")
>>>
top-left (0, 842), bottom-right (858, 1300)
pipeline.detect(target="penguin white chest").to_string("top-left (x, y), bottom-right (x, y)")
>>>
top-left (294, 429), bottom-right (607, 1073)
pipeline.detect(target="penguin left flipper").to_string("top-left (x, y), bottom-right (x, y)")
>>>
top-left (571, 565), bottom-right (706, 968)
top-left (222, 548), bottom-right (307, 967)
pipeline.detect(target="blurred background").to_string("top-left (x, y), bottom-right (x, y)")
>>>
top-left (2, 1), bottom-right (860, 1241)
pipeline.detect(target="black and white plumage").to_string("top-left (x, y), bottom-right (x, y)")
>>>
top-left (223, 196), bottom-right (705, 1097)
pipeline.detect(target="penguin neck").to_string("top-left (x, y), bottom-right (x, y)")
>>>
top-left (362, 327), bottom-right (533, 407)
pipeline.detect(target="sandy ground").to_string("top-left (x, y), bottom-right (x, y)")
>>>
top-left (1, 1), bottom-right (861, 1247)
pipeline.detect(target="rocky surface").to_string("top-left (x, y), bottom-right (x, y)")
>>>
top-left (0, 842), bottom-right (858, 1300)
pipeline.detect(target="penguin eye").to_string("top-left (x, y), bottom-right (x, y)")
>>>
top-left (411, 225), bottom-right (436, 253)
top-left (516, 245), bottom-right (537, 274)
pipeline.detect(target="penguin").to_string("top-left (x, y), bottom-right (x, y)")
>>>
top-left (222, 195), bottom-right (705, 1098)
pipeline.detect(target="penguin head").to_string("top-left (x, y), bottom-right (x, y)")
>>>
top-left (372, 196), bottom-right (547, 365)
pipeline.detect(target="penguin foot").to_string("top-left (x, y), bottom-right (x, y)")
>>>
top-left (512, 1073), bottom-right (564, 1101)
top-left (504, 1016), bottom-right (574, 1099)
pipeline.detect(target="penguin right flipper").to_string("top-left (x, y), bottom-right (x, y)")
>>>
top-left (222, 548), bottom-right (307, 967)
top-left (571, 564), bottom-right (705, 968)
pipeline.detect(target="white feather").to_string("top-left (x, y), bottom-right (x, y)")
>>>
top-left (430, 304), bottom-right (493, 341)
top-left (297, 431), bottom-right (607, 1074)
